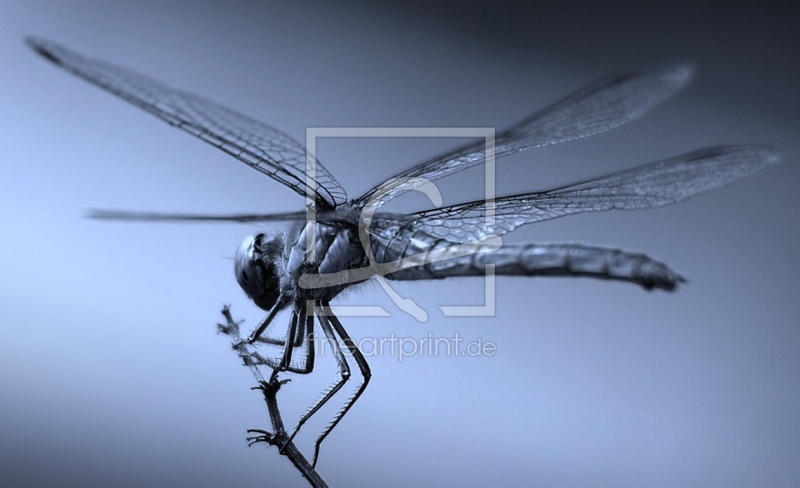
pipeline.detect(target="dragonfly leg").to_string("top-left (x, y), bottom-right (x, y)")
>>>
top-left (283, 306), bottom-right (316, 375)
top-left (246, 429), bottom-right (276, 447)
top-left (282, 301), bottom-right (371, 467)
top-left (246, 296), bottom-right (289, 343)
top-left (238, 309), bottom-right (294, 371)
top-left (282, 303), bottom-right (349, 451)
top-left (311, 302), bottom-right (371, 467)
top-left (244, 306), bottom-right (315, 375)
top-left (275, 310), bottom-right (300, 372)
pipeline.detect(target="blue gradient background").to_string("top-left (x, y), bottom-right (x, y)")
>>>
top-left (1, 1), bottom-right (798, 486)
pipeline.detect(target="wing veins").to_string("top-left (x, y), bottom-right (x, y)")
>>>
top-left (356, 65), bottom-right (694, 208)
top-left (393, 147), bottom-right (778, 242)
top-left (27, 37), bottom-right (346, 209)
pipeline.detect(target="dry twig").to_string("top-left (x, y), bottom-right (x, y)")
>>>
top-left (218, 306), bottom-right (328, 488)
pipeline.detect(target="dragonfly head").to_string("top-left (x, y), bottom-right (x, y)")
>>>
top-left (235, 233), bottom-right (283, 311)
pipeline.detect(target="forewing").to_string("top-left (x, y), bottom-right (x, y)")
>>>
top-left (88, 207), bottom-right (361, 225)
top-left (355, 64), bottom-right (694, 208)
top-left (388, 147), bottom-right (778, 242)
top-left (27, 37), bottom-right (347, 209)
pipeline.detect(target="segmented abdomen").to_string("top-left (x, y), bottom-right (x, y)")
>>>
top-left (372, 225), bottom-right (684, 291)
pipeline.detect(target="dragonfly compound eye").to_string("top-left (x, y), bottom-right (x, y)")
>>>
top-left (234, 234), bottom-right (281, 311)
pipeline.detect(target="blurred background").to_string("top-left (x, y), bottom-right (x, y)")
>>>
top-left (1, 1), bottom-right (798, 486)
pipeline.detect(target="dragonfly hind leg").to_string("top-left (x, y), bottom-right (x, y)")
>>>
top-left (284, 301), bottom-right (371, 467)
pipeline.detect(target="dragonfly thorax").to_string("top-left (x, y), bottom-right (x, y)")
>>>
top-left (234, 233), bottom-right (284, 311)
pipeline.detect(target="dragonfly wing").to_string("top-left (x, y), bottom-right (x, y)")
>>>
top-left (386, 146), bottom-right (778, 243)
top-left (27, 37), bottom-right (347, 210)
top-left (88, 207), bottom-right (362, 225)
top-left (355, 64), bottom-right (694, 208)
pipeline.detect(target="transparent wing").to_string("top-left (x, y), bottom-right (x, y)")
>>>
top-left (87, 206), bottom-right (363, 225)
top-left (355, 64), bottom-right (694, 208)
top-left (27, 37), bottom-right (347, 210)
top-left (384, 147), bottom-right (778, 242)
top-left (88, 209), bottom-right (311, 223)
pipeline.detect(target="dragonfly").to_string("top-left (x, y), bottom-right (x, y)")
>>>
top-left (28, 37), bottom-right (778, 467)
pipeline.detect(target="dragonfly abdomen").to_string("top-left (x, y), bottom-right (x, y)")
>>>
top-left (390, 242), bottom-right (685, 291)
